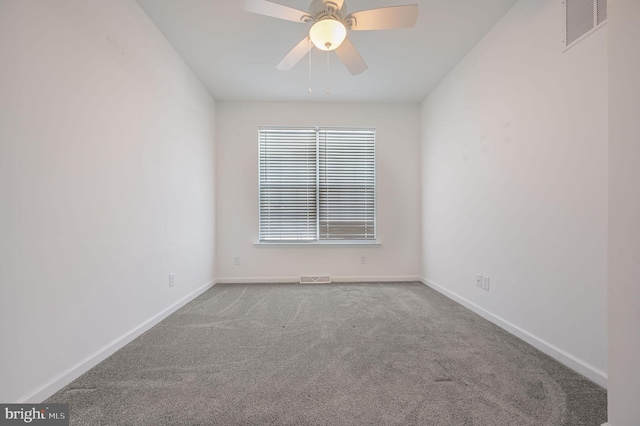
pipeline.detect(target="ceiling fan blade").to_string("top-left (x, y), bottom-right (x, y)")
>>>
top-left (347, 5), bottom-right (418, 31)
top-left (335, 38), bottom-right (368, 75)
top-left (277, 37), bottom-right (313, 71)
top-left (241, 0), bottom-right (310, 23)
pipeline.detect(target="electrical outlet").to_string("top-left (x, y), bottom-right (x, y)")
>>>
top-left (476, 273), bottom-right (482, 287)
top-left (360, 256), bottom-right (367, 264)
top-left (169, 273), bottom-right (175, 287)
top-left (234, 256), bottom-right (241, 265)
top-left (482, 275), bottom-right (490, 291)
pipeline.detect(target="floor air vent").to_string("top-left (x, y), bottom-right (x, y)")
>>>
top-left (300, 275), bottom-right (331, 284)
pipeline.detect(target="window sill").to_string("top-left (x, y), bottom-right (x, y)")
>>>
top-left (254, 240), bottom-right (382, 248)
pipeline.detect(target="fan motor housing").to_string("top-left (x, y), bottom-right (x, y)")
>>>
top-left (309, 0), bottom-right (347, 23)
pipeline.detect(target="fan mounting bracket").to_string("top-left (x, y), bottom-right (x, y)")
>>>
top-left (345, 16), bottom-right (356, 29)
top-left (324, 1), bottom-right (340, 12)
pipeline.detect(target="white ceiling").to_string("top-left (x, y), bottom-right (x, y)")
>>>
top-left (134, 0), bottom-right (518, 103)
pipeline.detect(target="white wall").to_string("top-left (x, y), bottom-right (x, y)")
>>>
top-left (0, 0), bottom-right (216, 402)
top-left (216, 102), bottom-right (421, 282)
top-left (420, 0), bottom-right (608, 386)
top-left (607, 0), bottom-right (640, 424)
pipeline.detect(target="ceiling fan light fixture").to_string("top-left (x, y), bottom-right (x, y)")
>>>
top-left (309, 19), bottom-right (347, 51)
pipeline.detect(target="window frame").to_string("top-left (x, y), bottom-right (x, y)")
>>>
top-left (257, 126), bottom-right (378, 245)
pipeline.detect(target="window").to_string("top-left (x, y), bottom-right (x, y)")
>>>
top-left (259, 126), bottom-right (376, 242)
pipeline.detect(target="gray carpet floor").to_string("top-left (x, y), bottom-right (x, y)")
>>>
top-left (46, 282), bottom-right (607, 425)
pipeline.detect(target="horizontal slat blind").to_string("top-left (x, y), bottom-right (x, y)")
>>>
top-left (259, 127), bottom-right (317, 241)
top-left (319, 128), bottom-right (376, 240)
top-left (259, 126), bottom-right (376, 242)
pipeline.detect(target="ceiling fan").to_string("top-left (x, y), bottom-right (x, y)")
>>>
top-left (241, 0), bottom-right (418, 76)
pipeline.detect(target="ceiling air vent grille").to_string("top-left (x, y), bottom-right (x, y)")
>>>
top-left (596, 0), bottom-right (607, 25)
top-left (564, 0), bottom-right (607, 50)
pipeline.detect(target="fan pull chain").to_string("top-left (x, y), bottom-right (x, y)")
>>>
top-left (308, 38), bottom-right (313, 94)
top-left (326, 51), bottom-right (330, 95)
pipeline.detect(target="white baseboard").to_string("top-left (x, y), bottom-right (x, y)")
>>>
top-left (601, 423), bottom-right (612, 426)
top-left (420, 277), bottom-right (608, 388)
top-left (334, 275), bottom-right (422, 283)
top-left (17, 280), bottom-right (216, 403)
top-left (216, 276), bottom-right (299, 284)
top-left (216, 276), bottom-right (422, 284)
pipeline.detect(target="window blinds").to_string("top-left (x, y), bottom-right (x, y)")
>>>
top-left (318, 128), bottom-right (375, 240)
top-left (258, 128), bottom-right (318, 241)
top-left (258, 127), bottom-right (376, 242)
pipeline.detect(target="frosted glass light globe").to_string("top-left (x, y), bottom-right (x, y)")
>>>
top-left (309, 19), bottom-right (347, 51)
